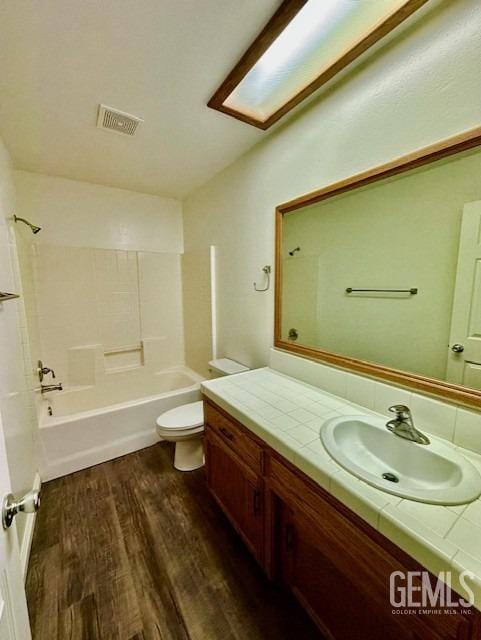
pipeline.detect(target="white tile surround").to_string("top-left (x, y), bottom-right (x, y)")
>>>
top-left (201, 349), bottom-right (481, 609)
top-left (30, 244), bottom-right (185, 384)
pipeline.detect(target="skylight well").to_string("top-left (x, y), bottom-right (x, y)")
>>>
top-left (208, 0), bottom-right (429, 129)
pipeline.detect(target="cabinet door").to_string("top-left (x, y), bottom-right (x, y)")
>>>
top-left (205, 431), bottom-right (264, 564)
top-left (278, 501), bottom-right (467, 640)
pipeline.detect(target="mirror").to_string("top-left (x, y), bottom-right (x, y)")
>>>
top-left (275, 128), bottom-right (481, 407)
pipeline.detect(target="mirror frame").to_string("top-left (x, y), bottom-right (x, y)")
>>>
top-left (274, 126), bottom-right (481, 409)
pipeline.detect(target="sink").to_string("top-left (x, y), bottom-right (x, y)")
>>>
top-left (320, 415), bottom-right (481, 505)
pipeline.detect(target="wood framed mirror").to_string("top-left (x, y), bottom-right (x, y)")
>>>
top-left (275, 126), bottom-right (481, 409)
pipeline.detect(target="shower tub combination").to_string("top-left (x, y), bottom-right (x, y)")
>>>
top-left (38, 366), bottom-right (204, 480)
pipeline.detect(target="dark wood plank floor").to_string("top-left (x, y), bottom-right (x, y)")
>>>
top-left (26, 443), bottom-right (323, 640)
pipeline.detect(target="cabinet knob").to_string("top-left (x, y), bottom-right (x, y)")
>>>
top-left (253, 489), bottom-right (261, 516)
top-left (285, 523), bottom-right (295, 552)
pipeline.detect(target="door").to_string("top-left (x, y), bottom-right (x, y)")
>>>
top-left (447, 201), bottom-right (481, 387)
top-left (205, 431), bottom-right (264, 564)
top-left (0, 411), bottom-right (31, 640)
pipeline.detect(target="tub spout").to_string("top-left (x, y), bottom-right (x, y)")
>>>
top-left (41, 383), bottom-right (63, 394)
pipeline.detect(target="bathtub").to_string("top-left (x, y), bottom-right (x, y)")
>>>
top-left (38, 366), bottom-right (204, 480)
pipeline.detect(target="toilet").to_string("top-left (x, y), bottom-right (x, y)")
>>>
top-left (156, 358), bottom-right (249, 471)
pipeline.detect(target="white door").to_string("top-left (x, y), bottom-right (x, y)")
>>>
top-left (447, 200), bottom-right (481, 388)
top-left (0, 410), bottom-right (31, 640)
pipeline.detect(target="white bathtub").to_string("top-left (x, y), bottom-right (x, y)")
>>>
top-left (38, 366), bottom-right (204, 480)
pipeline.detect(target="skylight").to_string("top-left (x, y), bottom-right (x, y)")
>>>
top-left (208, 0), bottom-right (429, 129)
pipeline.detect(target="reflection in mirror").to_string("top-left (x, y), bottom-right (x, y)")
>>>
top-left (281, 146), bottom-right (481, 390)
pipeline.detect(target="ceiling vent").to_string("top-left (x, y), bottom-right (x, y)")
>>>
top-left (97, 104), bottom-right (143, 136)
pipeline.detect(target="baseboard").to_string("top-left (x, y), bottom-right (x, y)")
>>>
top-left (21, 471), bottom-right (41, 580)
top-left (41, 428), bottom-right (159, 481)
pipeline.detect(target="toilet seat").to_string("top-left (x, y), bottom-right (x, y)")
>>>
top-left (156, 401), bottom-right (204, 433)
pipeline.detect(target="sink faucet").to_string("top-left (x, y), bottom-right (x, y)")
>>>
top-left (40, 383), bottom-right (63, 394)
top-left (386, 405), bottom-right (430, 445)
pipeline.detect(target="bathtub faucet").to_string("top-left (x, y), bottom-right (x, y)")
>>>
top-left (37, 360), bottom-right (56, 382)
top-left (40, 383), bottom-right (63, 394)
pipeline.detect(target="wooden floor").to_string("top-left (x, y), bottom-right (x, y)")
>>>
top-left (26, 443), bottom-right (323, 640)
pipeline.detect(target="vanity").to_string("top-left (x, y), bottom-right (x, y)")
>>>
top-left (202, 131), bottom-right (481, 639)
top-left (202, 365), bottom-right (481, 640)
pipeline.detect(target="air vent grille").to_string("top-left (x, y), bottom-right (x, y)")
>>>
top-left (97, 104), bottom-right (143, 136)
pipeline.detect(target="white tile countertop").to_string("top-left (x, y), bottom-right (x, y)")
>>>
top-left (201, 367), bottom-right (481, 610)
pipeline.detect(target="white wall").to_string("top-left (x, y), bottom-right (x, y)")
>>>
top-left (182, 248), bottom-right (213, 378)
top-left (0, 137), bottom-right (38, 548)
top-left (14, 171), bottom-right (183, 253)
top-left (183, 0), bottom-right (481, 371)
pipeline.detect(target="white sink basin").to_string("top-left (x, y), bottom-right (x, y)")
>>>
top-left (321, 415), bottom-right (481, 505)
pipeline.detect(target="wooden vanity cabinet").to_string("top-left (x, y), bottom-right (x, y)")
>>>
top-left (271, 456), bottom-right (472, 640)
top-left (205, 431), bottom-right (264, 564)
top-left (204, 401), bottom-right (264, 474)
top-left (203, 399), bottom-right (480, 640)
top-left (277, 501), bottom-right (413, 640)
top-left (204, 402), bottom-right (265, 565)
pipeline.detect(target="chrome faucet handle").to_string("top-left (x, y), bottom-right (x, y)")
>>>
top-left (386, 405), bottom-right (429, 445)
top-left (388, 404), bottom-right (411, 419)
top-left (37, 360), bottom-right (56, 382)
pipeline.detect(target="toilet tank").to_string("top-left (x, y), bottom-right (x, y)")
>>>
top-left (208, 358), bottom-right (249, 379)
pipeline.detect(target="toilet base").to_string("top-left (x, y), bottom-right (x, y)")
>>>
top-left (173, 437), bottom-right (204, 471)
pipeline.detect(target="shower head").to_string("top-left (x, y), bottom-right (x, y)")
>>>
top-left (288, 246), bottom-right (300, 256)
top-left (13, 215), bottom-right (42, 234)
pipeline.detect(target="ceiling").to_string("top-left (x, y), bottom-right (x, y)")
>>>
top-left (0, 0), bottom-right (281, 198)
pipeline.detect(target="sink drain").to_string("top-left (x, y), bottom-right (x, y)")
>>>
top-left (382, 472), bottom-right (399, 483)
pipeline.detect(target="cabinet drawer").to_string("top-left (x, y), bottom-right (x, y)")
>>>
top-left (269, 455), bottom-right (327, 515)
top-left (204, 401), bottom-right (264, 474)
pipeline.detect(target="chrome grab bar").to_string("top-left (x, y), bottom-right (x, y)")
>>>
top-left (346, 287), bottom-right (418, 295)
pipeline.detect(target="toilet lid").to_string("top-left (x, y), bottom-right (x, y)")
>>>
top-left (156, 401), bottom-right (204, 430)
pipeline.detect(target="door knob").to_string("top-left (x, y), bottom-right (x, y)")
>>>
top-left (2, 489), bottom-right (41, 529)
top-left (451, 344), bottom-right (465, 353)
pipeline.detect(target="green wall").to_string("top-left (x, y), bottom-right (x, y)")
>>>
top-left (283, 147), bottom-right (481, 379)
